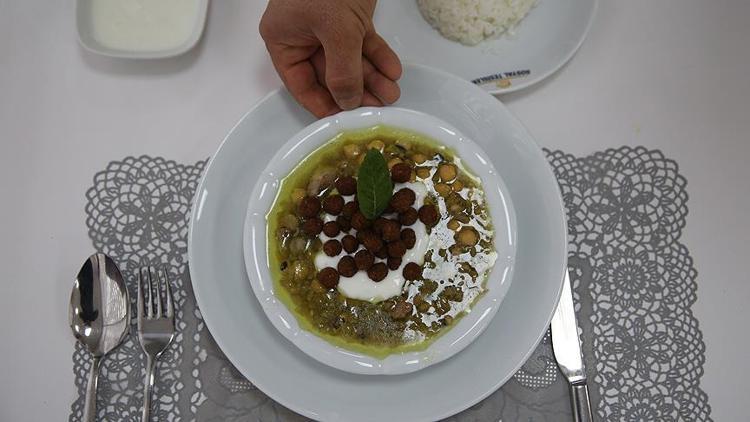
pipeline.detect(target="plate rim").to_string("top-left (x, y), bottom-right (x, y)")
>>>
top-left (486, 0), bottom-right (599, 94)
top-left (188, 63), bottom-right (567, 421)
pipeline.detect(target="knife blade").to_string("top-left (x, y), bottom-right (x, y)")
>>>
top-left (551, 272), bottom-right (593, 422)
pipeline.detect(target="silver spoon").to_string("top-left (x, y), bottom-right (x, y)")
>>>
top-left (69, 253), bottom-right (130, 422)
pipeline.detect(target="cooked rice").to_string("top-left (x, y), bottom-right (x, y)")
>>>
top-left (417, 0), bottom-right (538, 46)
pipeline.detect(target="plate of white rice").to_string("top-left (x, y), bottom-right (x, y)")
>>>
top-left (374, 0), bottom-right (598, 94)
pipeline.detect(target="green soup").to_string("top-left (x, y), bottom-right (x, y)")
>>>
top-left (267, 125), bottom-right (497, 358)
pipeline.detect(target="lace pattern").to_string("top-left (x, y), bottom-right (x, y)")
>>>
top-left (70, 149), bottom-right (711, 421)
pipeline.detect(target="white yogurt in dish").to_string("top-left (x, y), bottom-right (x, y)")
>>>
top-left (84, 0), bottom-right (202, 53)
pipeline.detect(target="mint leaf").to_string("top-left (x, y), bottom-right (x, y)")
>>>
top-left (357, 149), bottom-right (393, 219)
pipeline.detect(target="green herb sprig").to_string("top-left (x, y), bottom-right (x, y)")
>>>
top-left (357, 149), bottom-right (393, 219)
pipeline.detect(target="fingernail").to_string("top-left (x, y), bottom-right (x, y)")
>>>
top-left (337, 96), bottom-right (360, 110)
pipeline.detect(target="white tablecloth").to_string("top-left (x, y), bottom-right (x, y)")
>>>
top-left (1, 0), bottom-right (748, 420)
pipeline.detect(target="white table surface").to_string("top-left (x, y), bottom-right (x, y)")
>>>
top-left (1, 0), bottom-right (748, 420)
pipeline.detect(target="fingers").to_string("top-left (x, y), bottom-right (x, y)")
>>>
top-left (363, 56), bottom-right (400, 105)
top-left (285, 62), bottom-right (342, 118)
top-left (270, 47), bottom-right (341, 118)
top-left (363, 32), bottom-right (402, 81)
top-left (267, 32), bottom-right (400, 118)
top-left (319, 26), bottom-right (366, 110)
top-left (312, 48), bottom-right (385, 108)
top-left (361, 90), bottom-right (384, 107)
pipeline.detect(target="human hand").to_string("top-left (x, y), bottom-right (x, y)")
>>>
top-left (260, 0), bottom-right (402, 118)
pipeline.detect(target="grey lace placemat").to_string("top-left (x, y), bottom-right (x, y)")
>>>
top-left (70, 148), bottom-right (712, 421)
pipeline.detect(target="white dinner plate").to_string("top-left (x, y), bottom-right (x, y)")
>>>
top-left (374, 0), bottom-right (598, 94)
top-left (189, 63), bottom-right (567, 421)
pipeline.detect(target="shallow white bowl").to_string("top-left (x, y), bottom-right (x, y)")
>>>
top-left (76, 0), bottom-right (208, 59)
top-left (243, 107), bottom-right (517, 375)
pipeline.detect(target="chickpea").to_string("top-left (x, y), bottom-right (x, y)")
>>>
top-left (291, 188), bottom-right (306, 205)
top-left (396, 139), bottom-right (411, 150)
top-left (381, 299), bottom-right (396, 312)
top-left (412, 153), bottom-right (427, 164)
top-left (416, 167), bottom-right (431, 179)
top-left (446, 193), bottom-right (467, 213)
top-left (438, 163), bottom-right (458, 182)
top-left (421, 280), bottom-right (438, 295)
top-left (291, 260), bottom-right (312, 281)
top-left (343, 144), bottom-right (361, 160)
top-left (449, 244), bottom-right (465, 255)
top-left (307, 166), bottom-right (337, 196)
top-left (276, 227), bottom-right (292, 243)
top-left (367, 139), bottom-right (385, 151)
top-left (457, 227), bottom-right (479, 247)
top-left (452, 181), bottom-right (464, 192)
top-left (384, 144), bottom-right (401, 157)
top-left (436, 298), bottom-right (450, 314)
top-left (280, 214), bottom-right (299, 231)
top-left (435, 183), bottom-right (452, 197)
top-left (289, 237), bottom-right (307, 255)
top-left (448, 202), bottom-right (464, 214)
top-left (447, 219), bottom-right (460, 231)
top-left (309, 237), bottom-right (322, 253)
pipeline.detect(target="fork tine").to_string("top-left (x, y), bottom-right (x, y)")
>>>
top-left (154, 267), bottom-right (163, 318)
top-left (162, 268), bottom-right (174, 318)
top-left (137, 268), bottom-right (145, 318)
top-left (145, 266), bottom-right (154, 318)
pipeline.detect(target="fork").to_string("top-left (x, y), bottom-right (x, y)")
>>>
top-left (137, 267), bottom-right (176, 422)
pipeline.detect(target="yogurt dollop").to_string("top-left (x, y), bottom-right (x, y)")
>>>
top-left (314, 181), bottom-right (429, 302)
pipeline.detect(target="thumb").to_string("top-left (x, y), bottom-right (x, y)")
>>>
top-left (321, 28), bottom-right (365, 110)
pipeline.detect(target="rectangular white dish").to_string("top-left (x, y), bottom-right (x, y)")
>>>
top-left (76, 0), bottom-right (209, 59)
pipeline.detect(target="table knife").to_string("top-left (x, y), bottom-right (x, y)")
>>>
top-left (551, 272), bottom-right (593, 422)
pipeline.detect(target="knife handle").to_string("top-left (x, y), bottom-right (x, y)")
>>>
top-left (570, 380), bottom-right (593, 422)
